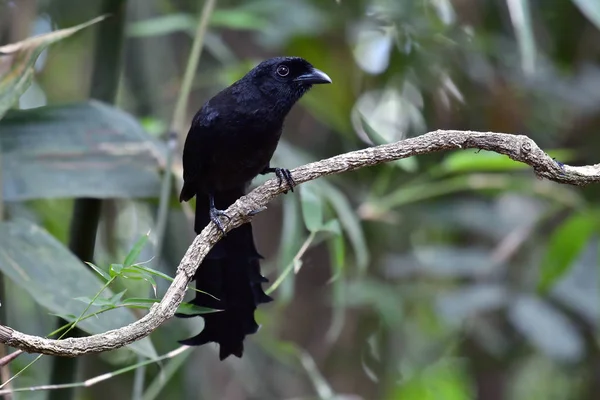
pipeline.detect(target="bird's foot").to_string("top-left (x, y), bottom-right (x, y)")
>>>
top-left (261, 166), bottom-right (296, 193)
top-left (553, 157), bottom-right (565, 169)
top-left (274, 168), bottom-right (296, 194)
top-left (210, 207), bottom-right (230, 235)
top-left (249, 206), bottom-right (267, 216)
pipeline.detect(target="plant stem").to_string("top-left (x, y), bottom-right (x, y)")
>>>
top-left (49, 2), bottom-right (128, 399)
top-left (172, 0), bottom-right (217, 148)
top-left (0, 347), bottom-right (190, 396)
top-left (0, 153), bottom-right (11, 399)
top-left (154, 0), bottom-right (217, 260)
top-left (132, 1), bottom-right (217, 399)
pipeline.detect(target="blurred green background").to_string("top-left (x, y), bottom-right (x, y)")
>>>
top-left (2, 0), bottom-right (600, 399)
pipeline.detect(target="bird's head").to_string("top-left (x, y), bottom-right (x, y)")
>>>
top-left (244, 56), bottom-right (332, 108)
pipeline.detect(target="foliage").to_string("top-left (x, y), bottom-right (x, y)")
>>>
top-left (1, 0), bottom-right (600, 399)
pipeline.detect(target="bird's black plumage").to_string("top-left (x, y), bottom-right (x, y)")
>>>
top-left (178, 56), bottom-right (331, 360)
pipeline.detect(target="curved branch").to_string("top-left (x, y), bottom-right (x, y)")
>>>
top-left (0, 130), bottom-right (598, 356)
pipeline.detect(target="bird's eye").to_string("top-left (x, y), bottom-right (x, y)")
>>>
top-left (276, 65), bottom-right (290, 77)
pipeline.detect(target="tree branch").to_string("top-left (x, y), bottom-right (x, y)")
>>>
top-left (0, 130), bottom-right (597, 356)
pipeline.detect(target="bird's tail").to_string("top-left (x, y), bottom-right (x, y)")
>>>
top-left (176, 188), bottom-right (273, 360)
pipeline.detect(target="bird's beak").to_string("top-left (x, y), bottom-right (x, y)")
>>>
top-left (294, 68), bottom-right (332, 84)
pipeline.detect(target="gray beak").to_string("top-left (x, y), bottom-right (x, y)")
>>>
top-left (294, 67), bottom-right (332, 84)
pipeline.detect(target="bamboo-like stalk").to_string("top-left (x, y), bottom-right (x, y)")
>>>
top-left (49, 2), bottom-right (128, 400)
top-left (132, 1), bottom-right (217, 399)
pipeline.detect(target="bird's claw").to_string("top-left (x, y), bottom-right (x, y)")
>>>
top-left (553, 157), bottom-right (565, 169)
top-left (210, 207), bottom-right (230, 235)
top-left (274, 168), bottom-right (296, 193)
top-left (249, 206), bottom-right (267, 216)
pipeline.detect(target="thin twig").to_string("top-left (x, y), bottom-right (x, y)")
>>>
top-left (0, 346), bottom-right (12, 400)
top-left (266, 232), bottom-right (316, 295)
top-left (0, 346), bottom-right (189, 395)
top-left (155, 0), bottom-right (217, 259)
top-left (0, 351), bottom-right (21, 368)
top-left (172, 0), bottom-right (217, 147)
top-left (0, 130), bottom-right (598, 356)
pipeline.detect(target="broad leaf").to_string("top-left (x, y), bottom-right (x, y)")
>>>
top-left (0, 101), bottom-right (165, 201)
top-left (300, 184), bottom-right (324, 232)
top-left (537, 212), bottom-right (597, 293)
top-left (0, 16), bottom-right (106, 120)
top-left (509, 295), bottom-right (584, 362)
top-left (0, 219), bottom-right (158, 359)
top-left (572, 0), bottom-right (600, 30)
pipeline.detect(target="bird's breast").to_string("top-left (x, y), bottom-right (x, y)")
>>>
top-left (204, 122), bottom-right (283, 191)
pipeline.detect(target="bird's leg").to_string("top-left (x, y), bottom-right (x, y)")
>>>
top-left (209, 193), bottom-right (230, 235)
top-left (261, 166), bottom-right (296, 193)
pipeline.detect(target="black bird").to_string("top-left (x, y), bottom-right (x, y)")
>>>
top-left (177, 56), bottom-right (331, 360)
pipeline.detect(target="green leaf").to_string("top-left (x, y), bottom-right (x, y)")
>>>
top-left (0, 220), bottom-right (157, 359)
top-left (326, 237), bottom-right (346, 343)
top-left (276, 194), bottom-right (304, 301)
top-left (329, 228), bottom-right (346, 280)
top-left (120, 298), bottom-right (159, 309)
top-left (127, 14), bottom-right (196, 37)
top-left (272, 142), bottom-right (369, 272)
top-left (442, 150), bottom-right (527, 172)
top-left (73, 296), bottom-right (115, 308)
top-left (132, 264), bottom-right (216, 297)
top-left (123, 234), bottom-right (149, 268)
top-left (121, 267), bottom-right (157, 297)
top-left (572, 0), bottom-right (600, 30)
top-left (442, 150), bottom-right (522, 172)
top-left (49, 313), bottom-right (78, 320)
top-left (440, 149), bottom-right (574, 174)
top-left (120, 298), bottom-right (219, 315)
top-left (313, 219), bottom-right (342, 245)
top-left (110, 290), bottom-right (128, 304)
top-left (174, 302), bottom-right (220, 316)
top-left (389, 359), bottom-right (472, 400)
top-left (110, 263), bottom-right (123, 277)
top-left (373, 174), bottom-right (582, 215)
top-left (0, 16), bottom-right (106, 120)
top-left (133, 265), bottom-right (174, 282)
top-left (320, 219), bottom-right (342, 235)
top-left (0, 101), bottom-right (165, 201)
top-left (120, 270), bottom-right (145, 280)
top-left (321, 185), bottom-right (370, 272)
top-left (300, 184), bottom-right (324, 232)
top-left (506, 0), bottom-right (536, 75)
top-left (85, 261), bottom-right (111, 281)
top-left (211, 9), bottom-right (268, 30)
top-left (537, 212), bottom-right (597, 293)
top-left (126, 11), bottom-right (266, 38)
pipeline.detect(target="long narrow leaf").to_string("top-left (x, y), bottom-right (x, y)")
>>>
top-left (0, 16), bottom-right (106, 119)
top-left (124, 234), bottom-right (150, 268)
